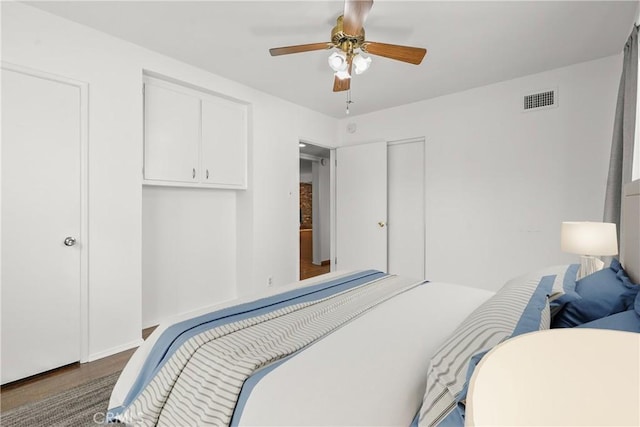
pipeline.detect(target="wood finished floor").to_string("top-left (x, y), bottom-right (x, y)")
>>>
top-left (1, 239), bottom-right (327, 414)
top-left (300, 229), bottom-right (330, 280)
top-left (0, 326), bottom-right (157, 413)
top-left (300, 257), bottom-right (330, 280)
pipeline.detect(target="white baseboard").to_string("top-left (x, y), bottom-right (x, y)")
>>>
top-left (85, 338), bottom-right (143, 363)
top-left (143, 319), bottom-right (160, 329)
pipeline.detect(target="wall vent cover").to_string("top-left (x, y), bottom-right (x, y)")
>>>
top-left (523, 89), bottom-right (557, 111)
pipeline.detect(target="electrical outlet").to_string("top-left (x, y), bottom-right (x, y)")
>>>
top-left (267, 277), bottom-right (273, 287)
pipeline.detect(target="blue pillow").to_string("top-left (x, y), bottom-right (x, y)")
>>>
top-left (552, 259), bottom-right (639, 328)
top-left (577, 309), bottom-right (640, 333)
top-left (635, 286), bottom-right (640, 316)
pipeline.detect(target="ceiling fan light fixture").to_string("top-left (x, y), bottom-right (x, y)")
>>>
top-left (335, 70), bottom-right (351, 80)
top-left (268, 0), bottom-right (427, 95)
top-left (328, 51), bottom-right (348, 72)
top-left (353, 53), bottom-right (372, 75)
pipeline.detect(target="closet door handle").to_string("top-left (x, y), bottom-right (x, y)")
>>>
top-left (192, 168), bottom-right (196, 179)
top-left (206, 169), bottom-right (209, 179)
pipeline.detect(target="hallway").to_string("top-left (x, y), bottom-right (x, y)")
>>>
top-left (300, 229), bottom-right (329, 280)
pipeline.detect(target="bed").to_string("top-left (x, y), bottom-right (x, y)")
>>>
top-left (109, 272), bottom-right (494, 425)
top-left (108, 180), bottom-right (639, 426)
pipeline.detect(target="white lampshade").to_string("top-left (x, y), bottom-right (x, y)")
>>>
top-left (561, 221), bottom-right (618, 256)
top-left (334, 70), bottom-right (351, 80)
top-left (328, 51), bottom-right (348, 72)
top-left (352, 53), bottom-right (371, 75)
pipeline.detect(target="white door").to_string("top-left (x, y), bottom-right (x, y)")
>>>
top-left (388, 140), bottom-right (425, 280)
top-left (1, 68), bottom-right (82, 384)
top-left (336, 142), bottom-right (387, 272)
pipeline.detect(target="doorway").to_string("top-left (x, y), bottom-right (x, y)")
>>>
top-left (299, 142), bottom-right (332, 280)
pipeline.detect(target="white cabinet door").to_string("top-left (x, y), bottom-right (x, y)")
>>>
top-left (201, 98), bottom-right (247, 188)
top-left (2, 68), bottom-right (82, 384)
top-left (336, 142), bottom-right (388, 272)
top-left (144, 83), bottom-right (200, 183)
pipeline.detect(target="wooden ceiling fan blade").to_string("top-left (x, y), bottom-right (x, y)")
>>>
top-left (333, 60), bottom-right (352, 92)
top-left (362, 41), bottom-right (427, 65)
top-left (269, 42), bottom-right (333, 56)
top-left (333, 75), bottom-right (351, 92)
top-left (343, 0), bottom-right (373, 35)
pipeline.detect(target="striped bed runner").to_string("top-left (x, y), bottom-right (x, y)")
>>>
top-left (121, 274), bottom-right (422, 426)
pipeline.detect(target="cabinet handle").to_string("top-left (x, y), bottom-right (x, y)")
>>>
top-left (206, 169), bottom-right (209, 179)
top-left (192, 168), bottom-right (196, 179)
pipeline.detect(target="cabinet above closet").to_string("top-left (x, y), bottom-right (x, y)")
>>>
top-left (143, 76), bottom-right (248, 190)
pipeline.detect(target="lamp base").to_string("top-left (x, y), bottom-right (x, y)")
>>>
top-left (576, 255), bottom-right (604, 281)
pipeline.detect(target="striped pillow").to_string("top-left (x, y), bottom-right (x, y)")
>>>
top-left (417, 274), bottom-right (556, 427)
top-left (546, 264), bottom-right (579, 310)
top-left (505, 264), bottom-right (579, 312)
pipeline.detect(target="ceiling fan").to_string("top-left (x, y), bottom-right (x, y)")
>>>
top-left (269, 0), bottom-right (427, 92)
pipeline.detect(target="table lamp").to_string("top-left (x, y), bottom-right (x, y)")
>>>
top-left (561, 221), bottom-right (618, 280)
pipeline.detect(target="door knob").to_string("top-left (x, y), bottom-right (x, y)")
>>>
top-left (64, 237), bottom-right (76, 247)
top-left (378, 221), bottom-right (386, 228)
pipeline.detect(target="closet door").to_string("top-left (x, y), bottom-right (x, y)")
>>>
top-left (336, 142), bottom-right (388, 272)
top-left (387, 140), bottom-right (425, 279)
top-left (2, 68), bottom-right (82, 384)
top-left (144, 83), bottom-right (200, 183)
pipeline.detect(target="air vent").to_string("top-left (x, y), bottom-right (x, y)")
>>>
top-left (523, 89), bottom-right (557, 112)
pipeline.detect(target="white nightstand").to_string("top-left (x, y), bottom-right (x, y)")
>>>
top-left (466, 329), bottom-right (640, 426)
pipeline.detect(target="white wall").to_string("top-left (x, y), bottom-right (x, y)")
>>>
top-left (311, 162), bottom-right (321, 264)
top-left (2, 2), bottom-right (337, 360)
top-left (2, 1), bottom-right (624, 358)
top-left (3, 2), bottom-right (144, 358)
top-left (318, 159), bottom-right (331, 263)
top-left (338, 55), bottom-right (622, 291)
top-left (142, 187), bottom-right (237, 328)
top-left (246, 105), bottom-right (337, 294)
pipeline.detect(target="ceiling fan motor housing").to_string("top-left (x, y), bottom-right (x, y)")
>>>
top-left (331, 15), bottom-right (365, 54)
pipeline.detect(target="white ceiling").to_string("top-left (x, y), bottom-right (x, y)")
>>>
top-left (27, 1), bottom-right (638, 118)
top-left (300, 143), bottom-right (331, 158)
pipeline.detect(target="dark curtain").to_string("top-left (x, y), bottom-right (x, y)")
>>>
top-left (604, 26), bottom-right (638, 233)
